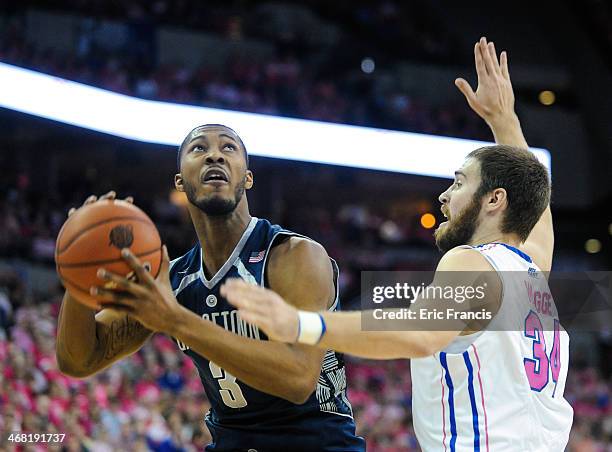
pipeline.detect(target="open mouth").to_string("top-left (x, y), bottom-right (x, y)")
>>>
top-left (202, 168), bottom-right (229, 185)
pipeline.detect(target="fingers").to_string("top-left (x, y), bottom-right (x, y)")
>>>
top-left (98, 190), bottom-right (117, 201)
top-left (474, 41), bottom-right (487, 83)
top-left (500, 51), bottom-right (510, 81)
top-left (479, 37), bottom-right (496, 76)
top-left (156, 245), bottom-right (172, 285)
top-left (121, 249), bottom-right (155, 286)
top-left (455, 77), bottom-right (486, 117)
top-left (68, 194), bottom-right (97, 217)
top-left (68, 191), bottom-right (132, 217)
top-left (455, 78), bottom-right (476, 103)
top-left (158, 245), bottom-right (170, 278)
top-left (95, 268), bottom-right (150, 298)
top-left (487, 41), bottom-right (501, 75)
top-left (478, 37), bottom-right (504, 77)
top-left (221, 280), bottom-right (271, 312)
top-left (89, 287), bottom-right (137, 311)
top-left (84, 195), bottom-right (98, 205)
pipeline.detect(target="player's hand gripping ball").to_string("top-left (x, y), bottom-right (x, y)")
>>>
top-left (55, 192), bottom-right (162, 308)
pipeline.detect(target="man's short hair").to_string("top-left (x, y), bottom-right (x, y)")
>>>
top-left (468, 145), bottom-right (550, 242)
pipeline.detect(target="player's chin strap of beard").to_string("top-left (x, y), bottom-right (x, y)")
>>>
top-left (295, 311), bottom-right (327, 345)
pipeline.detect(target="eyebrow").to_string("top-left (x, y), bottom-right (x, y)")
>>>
top-left (187, 133), bottom-right (207, 144)
top-left (187, 132), bottom-right (237, 144)
top-left (454, 170), bottom-right (467, 179)
top-left (219, 133), bottom-right (238, 142)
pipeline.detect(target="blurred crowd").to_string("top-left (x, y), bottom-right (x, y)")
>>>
top-left (0, 2), bottom-right (488, 141)
top-left (7, 0), bottom-right (463, 64)
top-left (0, 275), bottom-right (611, 451)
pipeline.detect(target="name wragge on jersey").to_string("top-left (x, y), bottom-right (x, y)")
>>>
top-left (175, 308), bottom-right (260, 351)
top-left (524, 281), bottom-right (554, 316)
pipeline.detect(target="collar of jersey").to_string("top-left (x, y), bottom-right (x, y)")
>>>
top-left (474, 242), bottom-right (532, 263)
top-left (198, 216), bottom-right (259, 289)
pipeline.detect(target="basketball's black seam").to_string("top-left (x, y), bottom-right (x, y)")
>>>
top-left (58, 246), bottom-right (163, 295)
top-left (57, 246), bottom-right (162, 267)
top-left (57, 216), bottom-right (155, 254)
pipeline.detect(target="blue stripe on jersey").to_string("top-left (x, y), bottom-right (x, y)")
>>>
top-left (440, 352), bottom-right (457, 452)
top-left (497, 243), bottom-right (532, 263)
top-left (476, 242), bottom-right (533, 263)
top-left (463, 351), bottom-right (480, 451)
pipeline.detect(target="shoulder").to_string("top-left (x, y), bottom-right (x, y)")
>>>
top-left (267, 237), bottom-right (332, 282)
top-left (269, 236), bottom-right (329, 266)
top-left (434, 246), bottom-right (500, 294)
top-left (435, 246), bottom-right (495, 272)
top-left (435, 246), bottom-right (502, 334)
top-left (267, 236), bottom-right (334, 308)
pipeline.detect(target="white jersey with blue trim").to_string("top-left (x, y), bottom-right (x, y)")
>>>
top-left (411, 243), bottom-right (573, 452)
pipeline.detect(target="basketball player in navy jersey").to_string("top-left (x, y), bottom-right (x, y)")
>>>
top-left (56, 124), bottom-right (365, 451)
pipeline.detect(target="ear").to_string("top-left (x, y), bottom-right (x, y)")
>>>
top-left (486, 188), bottom-right (507, 213)
top-left (174, 173), bottom-right (184, 192)
top-left (245, 170), bottom-right (254, 190)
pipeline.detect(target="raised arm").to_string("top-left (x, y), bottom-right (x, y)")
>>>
top-left (56, 192), bottom-right (152, 378)
top-left (93, 237), bottom-right (332, 404)
top-left (455, 37), bottom-right (553, 271)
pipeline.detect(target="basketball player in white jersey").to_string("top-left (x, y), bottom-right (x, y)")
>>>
top-left (221, 37), bottom-right (574, 451)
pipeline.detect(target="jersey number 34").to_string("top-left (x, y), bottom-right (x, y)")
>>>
top-left (523, 310), bottom-right (561, 393)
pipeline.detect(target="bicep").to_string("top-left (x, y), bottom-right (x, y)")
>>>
top-left (267, 238), bottom-right (336, 312)
top-left (267, 239), bottom-right (335, 368)
top-left (521, 206), bottom-right (553, 272)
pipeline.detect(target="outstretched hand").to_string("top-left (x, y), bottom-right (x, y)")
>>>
top-left (455, 37), bottom-right (515, 129)
top-left (221, 279), bottom-right (299, 343)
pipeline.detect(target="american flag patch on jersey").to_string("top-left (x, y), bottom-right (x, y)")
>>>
top-left (248, 250), bottom-right (266, 263)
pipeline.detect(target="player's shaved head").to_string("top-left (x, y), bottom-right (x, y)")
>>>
top-left (177, 124), bottom-right (249, 170)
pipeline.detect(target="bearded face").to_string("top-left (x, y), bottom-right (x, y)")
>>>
top-left (434, 194), bottom-right (483, 253)
top-left (184, 174), bottom-right (247, 216)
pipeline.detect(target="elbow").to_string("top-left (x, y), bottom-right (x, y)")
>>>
top-left (410, 342), bottom-right (440, 358)
top-left (55, 351), bottom-right (93, 379)
top-left (286, 375), bottom-right (318, 405)
top-left (397, 333), bottom-right (449, 359)
top-left (415, 332), bottom-right (456, 358)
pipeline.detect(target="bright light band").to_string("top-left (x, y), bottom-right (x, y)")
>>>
top-left (0, 62), bottom-right (550, 178)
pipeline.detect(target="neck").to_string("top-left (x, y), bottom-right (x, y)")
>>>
top-left (187, 198), bottom-right (252, 278)
top-left (469, 228), bottom-right (522, 248)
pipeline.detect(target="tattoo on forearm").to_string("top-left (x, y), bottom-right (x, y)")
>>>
top-left (95, 316), bottom-right (148, 363)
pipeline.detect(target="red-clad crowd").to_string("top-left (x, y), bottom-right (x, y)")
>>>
top-left (0, 285), bottom-right (610, 451)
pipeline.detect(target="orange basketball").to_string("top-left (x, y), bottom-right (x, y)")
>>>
top-left (55, 200), bottom-right (162, 308)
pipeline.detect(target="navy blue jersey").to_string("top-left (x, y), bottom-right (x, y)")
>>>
top-left (169, 217), bottom-right (365, 452)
